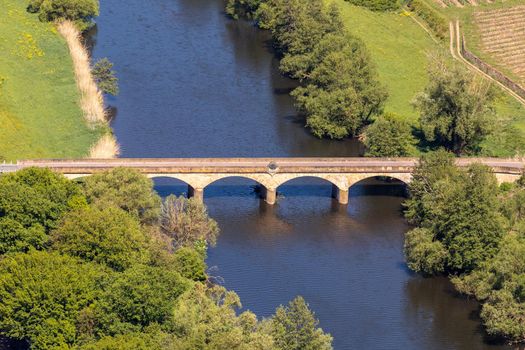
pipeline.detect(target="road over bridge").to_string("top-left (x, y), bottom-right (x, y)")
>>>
top-left (1, 158), bottom-right (523, 204)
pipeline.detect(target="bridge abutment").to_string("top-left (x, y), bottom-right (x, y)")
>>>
top-left (332, 184), bottom-right (349, 205)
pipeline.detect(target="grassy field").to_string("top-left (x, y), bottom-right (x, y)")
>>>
top-left (333, 0), bottom-right (439, 123)
top-left (0, 0), bottom-right (104, 161)
top-left (333, 0), bottom-right (525, 156)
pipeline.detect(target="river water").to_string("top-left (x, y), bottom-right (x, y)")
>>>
top-left (91, 0), bottom-right (509, 349)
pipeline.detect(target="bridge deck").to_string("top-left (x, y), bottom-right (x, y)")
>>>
top-left (8, 157), bottom-right (523, 175)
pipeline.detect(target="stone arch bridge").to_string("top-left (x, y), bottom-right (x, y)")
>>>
top-left (1, 158), bottom-right (523, 205)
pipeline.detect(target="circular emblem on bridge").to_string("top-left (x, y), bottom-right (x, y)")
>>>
top-left (267, 161), bottom-right (279, 175)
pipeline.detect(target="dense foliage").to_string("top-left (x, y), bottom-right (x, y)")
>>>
top-left (362, 113), bottom-right (415, 157)
top-left (227, 0), bottom-right (387, 139)
top-left (92, 58), bottom-right (119, 96)
top-left (344, 0), bottom-right (400, 12)
top-left (413, 55), bottom-right (496, 155)
top-left (0, 168), bottom-right (333, 349)
top-left (27, 0), bottom-right (99, 31)
top-left (82, 167), bottom-right (161, 224)
top-left (404, 151), bottom-right (525, 343)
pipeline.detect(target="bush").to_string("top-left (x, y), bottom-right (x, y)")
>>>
top-left (407, 0), bottom-right (447, 40)
top-left (51, 206), bottom-right (149, 271)
top-left (27, 0), bottom-right (99, 31)
top-left (92, 58), bottom-right (119, 96)
top-left (0, 250), bottom-right (106, 349)
top-left (345, 0), bottom-right (401, 12)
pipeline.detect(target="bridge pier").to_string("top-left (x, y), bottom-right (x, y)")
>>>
top-left (332, 184), bottom-right (349, 205)
top-left (188, 186), bottom-right (204, 203)
top-left (261, 187), bottom-right (277, 205)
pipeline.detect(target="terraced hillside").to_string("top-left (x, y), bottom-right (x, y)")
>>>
top-left (434, 0), bottom-right (507, 7)
top-left (474, 5), bottom-right (525, 86)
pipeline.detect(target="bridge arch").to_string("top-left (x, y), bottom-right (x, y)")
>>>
top-left (346, 173), bottom-right (412, 190)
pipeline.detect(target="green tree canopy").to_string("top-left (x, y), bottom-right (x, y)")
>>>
top-left (171, 283), bottom-right (276, 350)
top-left (82, 168), bottom-right (161, 225)
top-left (51, 206), bottom-right (149, 271)
top-left (413, 54), bottom-right (495, 155)
top-left (363, 113), bottom-right (416, 157)
top-left (0, 167), bottom-right (83, 232)
top-left (94, 264), bottom-right (190, 336)
top-left (92, 58), bottom-right (119, 96)
top-left (0, 218), bottom-right (46, 254)
top-left (27, 0), bottom-right (99, 31)
top-left (404, 152), bottom-right (504, 273)
top-left (270, 296), bottom-right (332, 350)
top-left (0, 250), bottom-right (106, 349)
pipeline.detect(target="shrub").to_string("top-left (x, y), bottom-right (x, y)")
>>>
top-left (92, 58), bottom-right (119, 96)
top-left (407, 0), bottom-right (447, 40)
top-left (27, 0), bottom-right (99, 31)
top-left (345, 0), bottom-right (401, 12)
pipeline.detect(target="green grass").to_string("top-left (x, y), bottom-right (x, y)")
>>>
top-left (333, 0), bottom-right (525, 156)
top-left (0, 0), bottom-right (104, 161)
top-left (334, 0), bottom-right (441, 123)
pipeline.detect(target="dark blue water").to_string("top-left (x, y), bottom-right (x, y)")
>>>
top-left (91, 1), bottom-right (509, 348)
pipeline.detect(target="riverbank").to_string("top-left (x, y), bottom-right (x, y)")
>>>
top-left (331, 0), bottom-right (525, 157)
top-left (0, 0), bottom-right (114, 161)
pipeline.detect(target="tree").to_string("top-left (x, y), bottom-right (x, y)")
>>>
top-left (171, 283), bottom-right (276, 350)
top-left (0, 250), bottom-right (106, 349)
top-left (226, 0), bottom-right (263, 19)
top-left (92, 58), bottom-right (119, 96)
top-left (413, 54), bottom-right (495, 155)
top-left (93, 264), bottom-right (190, 336)
top-left (173, 247), bottom-right (207, 281)
top-left (0, 167), bottom-right (83, 232)
top-left (270, 296), bottom-right (332, 350)
top-left (160, 195), bottom-right (219, 248)
top-left (363, 113), bottom-right (416, 157)
top-left (404, 153), bottom-right (504, 274)
top-left (404, 227), bottom-right (447, 275)
top-left (82, 168), bottom-right (161, 225)
top-left (291, 35), bottom-right (386, 139)
top-left (51, 206), bottom-right (149, 271)
top-left (0, 218), bottom-right (46, 254)
top-left (453, 232), bottom-right (525, 342)
top-left (27, 0), bottom-right (99, 31)
top-left (404, 149), bottom-right (457, 226)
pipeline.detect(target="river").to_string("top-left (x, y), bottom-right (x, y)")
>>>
top-left (90, 0), bottom-right (509, 349)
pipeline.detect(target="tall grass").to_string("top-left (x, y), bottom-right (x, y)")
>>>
top-left (89, 134), bottom-right (120, 158)
top-left (57, 21), bottom-right (106, 124)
